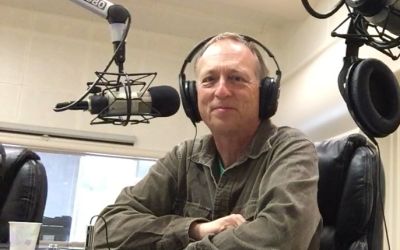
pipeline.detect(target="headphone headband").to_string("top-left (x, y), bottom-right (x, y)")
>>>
top-left (179, 35), bottom-right (282, 85)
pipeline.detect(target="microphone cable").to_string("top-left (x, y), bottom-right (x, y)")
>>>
top-left (366, 136), bottom-right (391, 250)
top-left (86, 215), bottom-right (111, 250)
top-left (53, 12), bottom-right (131, 113)
top-left (119, 74), bottom-right (133, 126)
top-left (301, 0), bottom-right (345, 19)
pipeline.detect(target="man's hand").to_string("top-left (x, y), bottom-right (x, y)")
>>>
top-left (189, 214), bottom-right (246, 240)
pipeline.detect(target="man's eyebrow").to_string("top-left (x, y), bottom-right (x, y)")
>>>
top-left (198, 68), bottom-right (217, 76)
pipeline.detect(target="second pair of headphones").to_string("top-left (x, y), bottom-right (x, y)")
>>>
top-left (338, 56), bottom-right (400, 138)
top-left (179, 34), bottom-right (282, 124)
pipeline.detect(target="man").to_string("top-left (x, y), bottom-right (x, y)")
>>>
top-left (93, 32), bottom-right (321, 249)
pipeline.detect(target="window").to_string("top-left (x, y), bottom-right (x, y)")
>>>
top-left (3, 145), bottom-right (156, 243)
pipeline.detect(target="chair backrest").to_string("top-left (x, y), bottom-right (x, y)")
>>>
top-left (0, 145), bottom-right (48, 243)
top-left (315, 133), bottom-right (384, 250)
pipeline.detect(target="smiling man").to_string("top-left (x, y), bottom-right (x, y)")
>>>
top-left (93, 32), bottom-right (322, 250)
top-left (195, 37), bottom-right (263, 167)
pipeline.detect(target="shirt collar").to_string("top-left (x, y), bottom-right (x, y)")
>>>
top-left (190, 119), bottom-right (277, 168)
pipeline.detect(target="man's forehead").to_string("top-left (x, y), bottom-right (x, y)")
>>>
top-left (194, 39), bottom-right (260, 76)
top-left (201, 40), bottom-right (248, 57)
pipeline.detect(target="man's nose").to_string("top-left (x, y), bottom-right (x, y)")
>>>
top-left (214, 77), bottom-right (232, 98)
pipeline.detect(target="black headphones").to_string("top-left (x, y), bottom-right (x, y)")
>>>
top-left (179, 34), bottom-right (282, 124)
top-left (338, 56), bottom-right (400, 138)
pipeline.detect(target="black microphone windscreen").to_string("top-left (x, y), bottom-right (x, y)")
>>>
top-left (148, 86), bottom-right (180, 117)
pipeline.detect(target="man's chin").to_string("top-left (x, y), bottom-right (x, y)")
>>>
top-left (207, 120), bottom-right (239, 135)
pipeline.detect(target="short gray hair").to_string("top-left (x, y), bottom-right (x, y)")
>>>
top-left (194, 32), bottom-right (269, 80)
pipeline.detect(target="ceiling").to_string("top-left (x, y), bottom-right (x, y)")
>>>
top-left (0, 0), bottom-right (318, 39)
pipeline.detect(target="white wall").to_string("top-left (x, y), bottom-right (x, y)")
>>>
top-left (0, 5), bottom-right (200, 156)
top-left (379, 130), bottom-right (400, 250)
top-left (2, 2), bottom-right (398, 154)
top-left (271, 6), bottom-right (355, 140)
top-left (0, 3), bottom-right (284, 157)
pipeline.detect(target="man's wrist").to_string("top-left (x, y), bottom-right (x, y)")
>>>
top-left (189, 221), bottom-right (201, 241)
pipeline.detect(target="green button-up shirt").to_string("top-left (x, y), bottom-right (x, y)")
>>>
top-left (94, 120), bottom-right (322, 249)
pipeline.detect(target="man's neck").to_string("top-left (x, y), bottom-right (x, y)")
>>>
top-left (213, 122), bottom-right (260, 167)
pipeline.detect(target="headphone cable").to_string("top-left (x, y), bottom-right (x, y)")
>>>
top-left (301, 0), bottom-right (345, 19)
top-left (367, 136), bottom-right (391, 250)
top-left (189, 123), bottom-right (198, 167)
top-left (88, 215), bottom-right (111, 250)
top-left (53, 13), bottom-right (131, 112)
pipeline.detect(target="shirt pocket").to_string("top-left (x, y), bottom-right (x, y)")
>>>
top-left (183, 201), bottom-right (211, 219)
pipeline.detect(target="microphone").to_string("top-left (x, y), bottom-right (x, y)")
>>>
top-left (346, 0), bottom-right (400, 35)
top-left (55, 85), bottom-right (180, 118)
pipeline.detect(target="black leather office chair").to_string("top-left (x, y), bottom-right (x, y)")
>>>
top-left (315, 133), bottom-right (384, 250)
top-left (0, 145), bottom-right (48, 243)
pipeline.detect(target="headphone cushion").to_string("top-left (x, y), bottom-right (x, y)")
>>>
top-left (349, 58), bottom-right (400, 137)
top-left (179, 76), bottom-right (201, 123)
top-left (182, 80), bottom-right (201, 123)
top-left (260, 77), bottom-right (280, 119)
top-left (187, 81), bottom-right (201, 122)
top-left (179, 77), bottom-right (193, 121)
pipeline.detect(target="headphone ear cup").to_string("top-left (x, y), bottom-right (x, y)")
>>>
top-left (347, 58), bottom-right (400, 137)
top-left (259, 77), bottom-right (280, 119)
top-left (187, 81), bottom-right (201, 123)
top-left (179, 77), bottom-right (201, 124)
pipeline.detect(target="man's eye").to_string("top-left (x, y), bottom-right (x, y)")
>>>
top-left (200, 76), bottom-right (215, 86)
top-left (203, 76), bottom-right (213, 82)
top-left (230, 75), bottom-right (245, 83)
